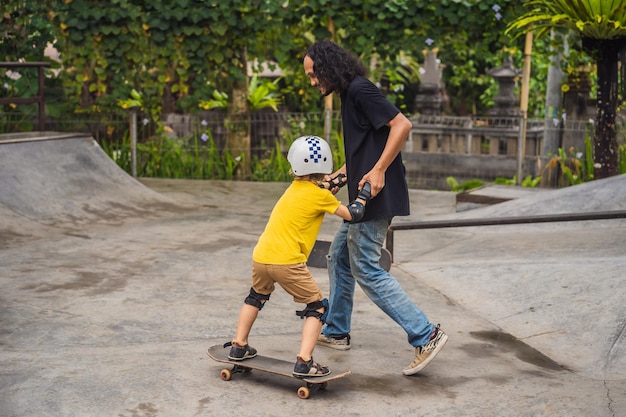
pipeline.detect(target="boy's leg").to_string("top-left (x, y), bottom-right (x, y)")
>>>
top-left (232, 303), bottom-right (259, 347)
top-left (298, 307), bottom-right (324, 360)
top-left (295, 312), bottom-right (330, 377)
top-left (229, 262), bottom-right (274, 360)
top-left (271, 263), bottom-right (330, 376)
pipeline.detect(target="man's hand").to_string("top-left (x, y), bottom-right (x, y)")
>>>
top-left (356, 181), bottom-right (372, 203)
top-left (359, 168), bottom-right (385, 198)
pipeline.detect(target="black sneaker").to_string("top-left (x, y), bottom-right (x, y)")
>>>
top-left (225, 342), bottom-right (257, 361)
top-left (293, 356), bottom-right (331, 377)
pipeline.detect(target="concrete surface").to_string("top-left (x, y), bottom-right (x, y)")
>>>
top-left (0, 133), bottom-right (625, 416)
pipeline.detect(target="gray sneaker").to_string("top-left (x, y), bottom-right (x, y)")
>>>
top-left (225, 342), bottom-right (257, 361)
top-left (403, 324), bottom-right (448, 375)
top-left (317, 333), bottom-right (351, 350)
top-left (293, 356), bottom-right (331, 377)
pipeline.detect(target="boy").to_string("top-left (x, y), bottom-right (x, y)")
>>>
top-left (225, 135), bottom-right (371, 377)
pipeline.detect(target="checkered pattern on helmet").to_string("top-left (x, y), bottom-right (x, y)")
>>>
top-left (306, 136), bottom-right (323, 163)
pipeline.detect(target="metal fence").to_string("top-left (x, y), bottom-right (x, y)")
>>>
top-left (0, 109), bottom-right (342, 154)
top-left (1, 107), bottom-right (623, 189)
top-left (407, 115), bottom-right (603, 157)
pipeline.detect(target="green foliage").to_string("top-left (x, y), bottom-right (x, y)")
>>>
top-left (199, 75), bottom-right (282, 112)
top-left (102, 132), bottom-right (243, 180)
top-left (6, 0), bottom-right (618, 140)
top-left (0, 0), bottom-right (55, 62)
top-left (100, 124), bottom-right (346, 183)
top-left (0, 0), bottom-right (573, 122)
top-left (50, 0), bottom-right (287, 117)
top-left (619, 144), bottom-right (626, 174)
top-left (449, 174), bottom-right (542, 190)
top-left (494, 175), bottom-right (542, 187)
top-left (117, 89), bottom-right (143, 110)
top-left (198, 91), bottom-right (230, 111)
top-left (424, 1), bottom-right (523, 114)
top-left (446, 177), bottom-right (484, 192)
top-left (506, 0), bottom-right (625, 178)
top-left (543, 140), bottom-right (595, 187)
top-left (247, 75), bottom-right (281, 112)
top-left (506, 0), bottom-right (626, 40)
top-left (250, 139), bottom-right (293, 182)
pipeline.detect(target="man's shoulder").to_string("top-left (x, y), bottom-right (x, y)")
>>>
top-left (349, 75), bottom-right (376, 90)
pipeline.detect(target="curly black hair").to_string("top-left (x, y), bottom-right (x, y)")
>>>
top-left (305, 40), bottom-right (367, 95)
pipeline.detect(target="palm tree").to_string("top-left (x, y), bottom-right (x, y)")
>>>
top-left (506, 0), bottom-right (626, 179)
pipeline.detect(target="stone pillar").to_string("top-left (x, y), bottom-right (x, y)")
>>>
top-left (487, 57), bottom-right (521, 117)
top-left (562, 67), bottom-right (592, 121)
top-left (414, 49), bottom-right (445, 115)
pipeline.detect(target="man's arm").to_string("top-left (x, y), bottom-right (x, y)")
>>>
top-left (359, 112), bottom-right (411, 197)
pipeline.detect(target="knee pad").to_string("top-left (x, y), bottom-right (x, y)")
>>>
top-left (295, 298), bottom-right (328, 323)
top-left (244, 288), bottom-right (271, 310)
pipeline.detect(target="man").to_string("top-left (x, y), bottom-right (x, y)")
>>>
top-left (303, 40), bottom-right (447, 375)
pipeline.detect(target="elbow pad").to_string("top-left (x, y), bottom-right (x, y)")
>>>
top-left (347, 201), bottom-right (365, 222)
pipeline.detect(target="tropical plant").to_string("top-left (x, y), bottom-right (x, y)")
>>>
top-left (445, 177), bottom-right (484, 192)
top-left (117, 89), bottom-right (143, 111)
top-left (494, 175), bottom-right (542, 187)
top-left (543, 147), bottom-right (587, 186)
top-left (199, 75), bottom-right (281, 112)
top-left (506, 0), bottom-right (626, 179)
top-left (542, 134), bottom-right (595, 186)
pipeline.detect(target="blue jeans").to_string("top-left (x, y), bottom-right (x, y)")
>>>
top-left (322, 218), bottom-right (434, 347)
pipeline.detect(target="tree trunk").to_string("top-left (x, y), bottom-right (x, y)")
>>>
top-left (542, 30), bottom-right (567, 158)
top-left (226, 47), bottom-right (251, 179)
top-left (583, 37), bottom-right (623, 179)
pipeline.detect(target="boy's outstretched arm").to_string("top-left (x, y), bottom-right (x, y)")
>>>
top-left (334, 182), bottom-right (371, 222)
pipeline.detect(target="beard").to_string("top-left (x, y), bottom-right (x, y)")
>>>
top-left (318, 80), bottom-right (334, 96)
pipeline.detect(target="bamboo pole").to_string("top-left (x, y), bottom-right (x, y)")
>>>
top-left (517, 31), bottom-right (533, 185)
top-left (324, 17), bottom-right (335, 143)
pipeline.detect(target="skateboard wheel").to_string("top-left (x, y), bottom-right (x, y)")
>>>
top-left (297, 386), bottom-right (310, 399)
top-left (220, 369), bottom-right (232, 381)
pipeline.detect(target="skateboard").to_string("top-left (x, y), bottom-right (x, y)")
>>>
top-left (207, 344), bottom-right (350, 399)
top-left (307, 239), bottom-right (392, 271)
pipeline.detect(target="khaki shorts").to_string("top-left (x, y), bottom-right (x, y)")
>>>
top-left (251, 261), bottom-right (322, 305)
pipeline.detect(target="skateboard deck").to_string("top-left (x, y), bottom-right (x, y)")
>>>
top-left (207, 344), bottom-right (350, 399)
top-left (307, 239), bottom-right (392, 271)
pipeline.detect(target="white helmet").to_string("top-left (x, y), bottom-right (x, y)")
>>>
top-left (287, 135), bottom-right (333, 176)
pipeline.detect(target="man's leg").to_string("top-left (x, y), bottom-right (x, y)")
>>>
top-left (348, 218), bottom-right (433, 347)
top-left (322, 222), bottom-right (355, 338)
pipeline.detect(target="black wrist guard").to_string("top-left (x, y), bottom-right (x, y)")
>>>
top-left (319, 173), bottom-right (347, 190)
top-left (357, 182), bottom-right (372, 202)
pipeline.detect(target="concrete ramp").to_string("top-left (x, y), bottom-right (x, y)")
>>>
top-left (456, 173), bottom-right (626, 218)
top-left (0, 132), bottom-right (184, 246)
top-left (395, 174), bottom-right (626, 380)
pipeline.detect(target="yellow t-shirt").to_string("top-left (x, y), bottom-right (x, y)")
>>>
top-left (253, 180), bottom-right (342, 265)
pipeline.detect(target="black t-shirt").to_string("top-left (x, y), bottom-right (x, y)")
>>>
top-left (341, 76), bottom-right (410, 221)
